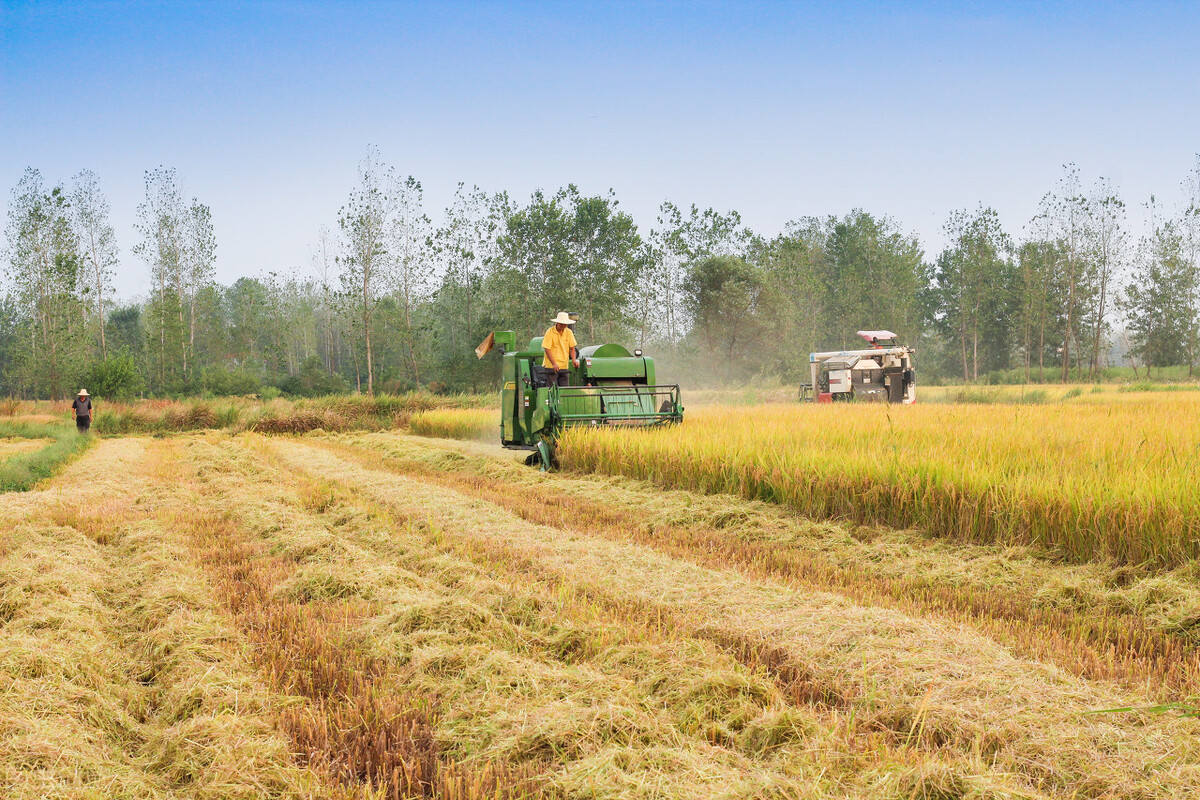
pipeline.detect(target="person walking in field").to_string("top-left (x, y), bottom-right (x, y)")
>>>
top-left (542, 312), bottom-right (579, 387)
top-left (72, 389), bottom-right (93, 434)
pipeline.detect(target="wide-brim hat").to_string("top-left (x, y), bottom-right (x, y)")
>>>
top-left (77, 389), bottom-right (89, 397)
top-left (550, 312), bottom-right (575, 325)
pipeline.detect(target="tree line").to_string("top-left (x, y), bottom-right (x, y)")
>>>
top-left (3, 150), bottom-right (1199, 399)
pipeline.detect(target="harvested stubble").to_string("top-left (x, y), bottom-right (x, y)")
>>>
top-left (0, 439), bottom-right (330, 799)
top-left (317, 433), bottom-right (1200, 695)
top-left (179, 435), bottom-right (909, 798)
top-left (153, 436), bottom-right (546, 799)
top-left (271, 435), bottom-right (1200, 799)
top-left (560, 397), bottom-right (1200, 568)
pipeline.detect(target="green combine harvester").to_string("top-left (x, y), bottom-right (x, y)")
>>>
top-left (477, 323), bottom-right (683, 469)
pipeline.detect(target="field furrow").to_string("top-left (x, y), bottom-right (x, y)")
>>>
top-left (266, 435), bottom-right (1200, 799)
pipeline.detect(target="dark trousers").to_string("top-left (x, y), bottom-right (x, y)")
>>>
top-left (76, 416), bottom-right (90, 433)
top-left (535, 367), bottom-right (570, 388)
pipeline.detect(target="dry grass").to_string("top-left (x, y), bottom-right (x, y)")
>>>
top-left (0, 438), bottom-right (52, 458)
top-left (560, 397), bottom-right (1200, 567)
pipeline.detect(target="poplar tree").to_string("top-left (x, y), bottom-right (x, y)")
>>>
top-left (3, 169), bottom-right (88, 398)
top-left (184, 199), bottom-right (216, 378)
top-left (936, 207), bottom-right (1012, 381)
top-left (1035, 165), bottom-right (1094, 381)
top-left (337, 147), bottom-right (401, 396)
top-left (1180, 157), bottom-right (1200, 371)
top-left (1083, 181), bottom-right (1127, 376)
top-left (70, 169), bottom-right (118, 360)
top-left (431, 184), bottom-right (499, 390)
top-left (388, 176), bottom-right (432, 386)
top-left (134, 168), bottom-right (188, 391)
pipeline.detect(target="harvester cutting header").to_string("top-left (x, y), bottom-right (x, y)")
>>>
top-left (477, 312), bottom-right (683, 469)
top-left (806, 330), bottom-right (916, 404)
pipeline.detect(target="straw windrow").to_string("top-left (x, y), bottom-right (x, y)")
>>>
top-left (267, 435), bottom-right (1200, 799)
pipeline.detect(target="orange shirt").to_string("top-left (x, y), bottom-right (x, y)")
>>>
top-left (541, 325), bottom-right (577, 369)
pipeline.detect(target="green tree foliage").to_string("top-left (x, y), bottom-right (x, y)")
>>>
top-left (750, 212), bottom-right (925, 380)
top-left (492, 186), bottom-right (641, 343)
top-left (70, 169), bottom-right (118, 360)
top-left (823, 211), bottom-right (925, 349)
top-left (9, 158), bottom-right (1200, 397)
top-left (1014, 240), bottom-right (1063, 382)
top-left (428, 185), bottom-right (500, 392)
top-left (934, 207), bottom-right (1014, 381)
top-left (684, 256), bottom-right (768, 377)
top-left (277, 355), bottom-right (348, 397)
top-left (134, 167), bottom-right (214, 393)
top-left (1120, 216), bottom-right (1197, 371)
top-left (85, 353), bottom-right (144, 399)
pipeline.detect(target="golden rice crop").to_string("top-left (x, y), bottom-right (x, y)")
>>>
top-left (407, 408), bottom-right (498, 441)
top-left (559, 394), bottom-right (1200, 568)
top-left (91, 391), bottom-right (496, 435)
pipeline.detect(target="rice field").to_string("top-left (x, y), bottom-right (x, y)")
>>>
top-left (561, 393), bottom-right (1200, 567)
top-left (3, 390), bottom-right (1200, 798)
top-left (407, 408), bottom-right (498, 441)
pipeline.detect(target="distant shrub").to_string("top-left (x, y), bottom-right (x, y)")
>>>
top-left (85, 354), bottom-right (144, 400)
top-left (277, 356), bottom-right (349, 398)
top-left (199, 366), bottom-right (262, 397)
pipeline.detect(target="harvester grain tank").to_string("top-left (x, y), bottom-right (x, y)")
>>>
top-left (806, 330), bottom-right (915, 404)
top-left (476, 321), bottom-right (683, 468)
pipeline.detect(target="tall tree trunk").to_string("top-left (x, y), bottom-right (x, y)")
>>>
top-left (91, 242), bottom-right (107, 360)
top-left (972, 325), bottom-right (979, 382)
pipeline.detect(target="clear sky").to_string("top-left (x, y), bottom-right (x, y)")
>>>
top-left (2, 0), bottom-right (1198, 299)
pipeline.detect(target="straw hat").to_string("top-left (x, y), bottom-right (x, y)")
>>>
top-left (77, 389), bottom-right (90, 397)
top-left (550, 312), bottom-right (575, 325)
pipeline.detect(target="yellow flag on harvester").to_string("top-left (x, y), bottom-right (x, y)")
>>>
top-left (475, 331), bottom-right (495, 359)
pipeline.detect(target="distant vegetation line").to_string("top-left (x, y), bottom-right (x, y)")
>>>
top-left (3, 153), bottom-right (1200, 400)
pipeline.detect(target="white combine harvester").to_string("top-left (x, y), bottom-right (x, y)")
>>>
top-left (804, 330), bottom-right (916, 404)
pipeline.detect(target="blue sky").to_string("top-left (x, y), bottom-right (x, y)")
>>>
top-left (2, 1), bottom-right (1198, 298)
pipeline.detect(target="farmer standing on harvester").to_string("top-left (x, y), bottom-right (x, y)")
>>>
top-left (72, 389), bottom-right (93, 434)
top-left (541, 312), bottom-right (579, 387)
